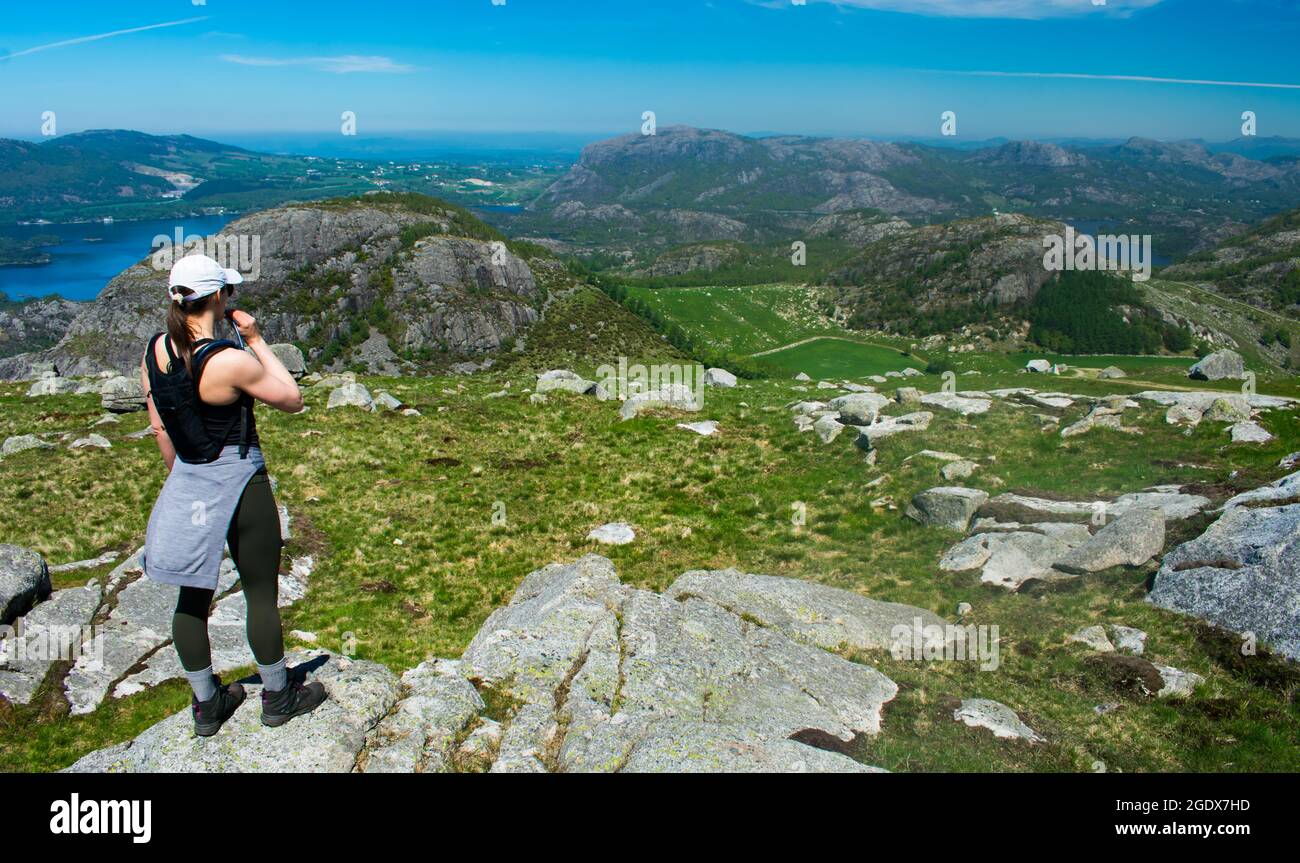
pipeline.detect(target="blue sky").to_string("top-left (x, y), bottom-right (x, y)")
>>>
top-left (1, 0), bottom-right (1298, 142)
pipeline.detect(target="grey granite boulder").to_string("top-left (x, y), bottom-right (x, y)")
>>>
top-left (1, 434), bottom-right (55, 458)
top-left (268, 343), bottom-right (307, 379)
top-left (855, 411), bottom-right (934, 448)
top-left (0, 545), bottom-right (51, 625)
top-left (828, 393), bottom-right (890, 425)
top-left (359, 659), bottom-right (484, 773)
top-left (618, 384), bottom-right (701, 420)
top-left (100, 375), bottom-right (146, 413)
top-left (1053, 508), bottom-right (1164, 574)
top-left (703, 368), bottom-right (737, 388)
top-left (1148, 496), bottom-right (1300, 660)
top-left (920, 392), bottom-right (992, 416)
top-left (1188, 349), bottom-right (1244, 381)
top-left (587, 522), bottom-right (636, 545)
top-left (1230, 421), bottom-right (1273, 443)
top-left (953, 698), bottom-right (1042, 743)
top-left (536, 369), bottom-right (597, 396)
top-left (27, 376), bottom-right (79, 396)
top-left (906, 487), bottom-right (989, 532)
top-left (463, 555), bottom-right (896, 773)
top-left (326, 382), bottom-right (375, 411)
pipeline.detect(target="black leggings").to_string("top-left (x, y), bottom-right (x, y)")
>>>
top-left (172, 471), bottom-right (285, 672)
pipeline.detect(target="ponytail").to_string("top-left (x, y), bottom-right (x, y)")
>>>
top-left (165, 289), bottom-right (220, 376)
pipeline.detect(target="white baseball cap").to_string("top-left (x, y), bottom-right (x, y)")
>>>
top-left (168, 254), bottom-right (243, 303)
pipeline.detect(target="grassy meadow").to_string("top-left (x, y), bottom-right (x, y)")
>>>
top-left (2, 307), bottom-right (1298, 771)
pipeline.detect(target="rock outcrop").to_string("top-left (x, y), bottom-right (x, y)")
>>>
top-left (0, 545), bottom-right (50, 625)
top-left (1148, 471), bottom-right (1300, 660)
top-left (0, 196), bottom-right (545, 380)
top-left (68, 556), bottom-right (939, 773)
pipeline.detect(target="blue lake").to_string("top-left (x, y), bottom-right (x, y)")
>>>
top-left (0, 215), bottom-right (238, 301)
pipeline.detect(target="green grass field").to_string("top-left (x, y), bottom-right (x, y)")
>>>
top-left (755, 338), bottom-right (916, 378)
top-left (625, 283), bottom-right (842, 355)
top-left (3, 341), bottom-right (1298, 772)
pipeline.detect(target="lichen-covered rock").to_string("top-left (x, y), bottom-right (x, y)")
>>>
top-left (0, 583), bottom-right (102, 705)
top-left (536, 369), bottom-right (597, 396)
top-left (0, 545), bottom-right (51, 625)
top-left (268, 343), bottom-right (307, 379)
top-left (828, 393), bottom-right (890, 425)
top-left (953, 699), bottom-right (1042, 742)
top-left (326, 382), bottom-right (375, 411)
top-left (905, 486), bottom-right (989, 532)
top-left (618, 384), bottom-right (701, 420)
top-left (703, 368), bottom-right (736, 388)
top-left (587, 522), bottom-right (636, 545)
top-left (1, 434), bottom-right (55, 458)
top-left (1053, 508), bottom-right (1164, 574)
top-left (100, 375), bottom-right (146, 413)
top-left (920, 392), bottom-right (992, 416)
top-left (854, 411), bottom-right (933, 448)
top-left (359, 660), bottom-right (484, 773)
top-left (1188, 349), bottom-right (1244, 381)
top-left (1149, 492), bottom-right (1300, 660)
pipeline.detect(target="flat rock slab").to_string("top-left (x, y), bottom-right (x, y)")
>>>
top-left (986, 490), bottom-right (1209, 523)
top-left (1053, 508), bottom-right (1164, 574)
top-left (0, 583), bottom-right (102, 705)
top-left (466, 555), bottom-right (896, 773)
top-left (854, 412), bottom-right (934, 448)
top-left (1149, 497), bottom-right (1300, 660)
top-left (66, 653), bottom-right (400, 773)
top-left (941, 529), bottom-right (1087, 590)
top-left (920, 392), bottom-right (992, 416)
top-left (677, 421), bottom-right (719, 437)
top-left (668, 568), bottom-right (949, 653)
top-left (953, 698), bottom-right (1042, 742)
top-left (587, 522), bottom-right (636, 545)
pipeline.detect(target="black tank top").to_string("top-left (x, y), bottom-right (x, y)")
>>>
top-left (182, 337), bottom-right (260, 450)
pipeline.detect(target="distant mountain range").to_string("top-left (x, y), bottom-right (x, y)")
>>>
top-left (506, 126), bottom-right (1300, 260)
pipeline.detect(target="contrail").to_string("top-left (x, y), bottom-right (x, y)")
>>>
top-left (940, 69), bottom-right (1300, 90)
top-left (0, 17), bottom-right (209, 61)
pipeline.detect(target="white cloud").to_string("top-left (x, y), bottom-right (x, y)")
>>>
top-left (221, 54), bottom-right (419, 74)
top-left (0, 17), bottom-right (208, 61)
top-left (767, 0), bottom-right (1165, 19)
top-left (943, 69), bottom-right (1300, 89)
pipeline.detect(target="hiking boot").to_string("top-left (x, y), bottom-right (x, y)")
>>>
top-left (260, 677), bottom-right (328, 728)
top-left (193, 676), bottom-right (246, 737)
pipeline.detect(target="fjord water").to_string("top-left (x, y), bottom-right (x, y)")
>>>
top-left (0, 215), bottom-right (237, 301)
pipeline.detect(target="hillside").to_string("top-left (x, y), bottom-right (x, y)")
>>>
top-left (1162, 206), bottom-right (1300, 316)
top-left (0, 194), bottom-right (583, 379)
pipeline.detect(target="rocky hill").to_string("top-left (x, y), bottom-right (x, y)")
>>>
top-left (1161, 206), bottom-right (1300, 314)
top-left (509, 127), bottom-right (1300, 260)
top-left (0, 194), bottom-right (566, 380)
top-left (825, 213), bottom-right (1068, 333)
top-left (0, 294), bottom-right (81, 358)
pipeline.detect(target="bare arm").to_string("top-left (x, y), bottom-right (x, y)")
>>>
top-left (141, 353), bottom-right (176, 472)
top-left (227, 310), bottom-right (304, 413)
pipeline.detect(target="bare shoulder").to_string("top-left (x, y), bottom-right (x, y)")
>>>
top-left (203, 343), bottom-right (261, 385)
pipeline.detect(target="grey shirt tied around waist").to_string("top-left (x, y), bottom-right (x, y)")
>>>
top-left (142, 445), bottom-right (266, 590)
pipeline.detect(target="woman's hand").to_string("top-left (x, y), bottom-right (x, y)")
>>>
top-left (228, 309), bottom-right (262, 345)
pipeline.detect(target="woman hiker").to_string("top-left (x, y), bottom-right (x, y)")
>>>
top-left (140, 254), bottom-right (327, 736)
